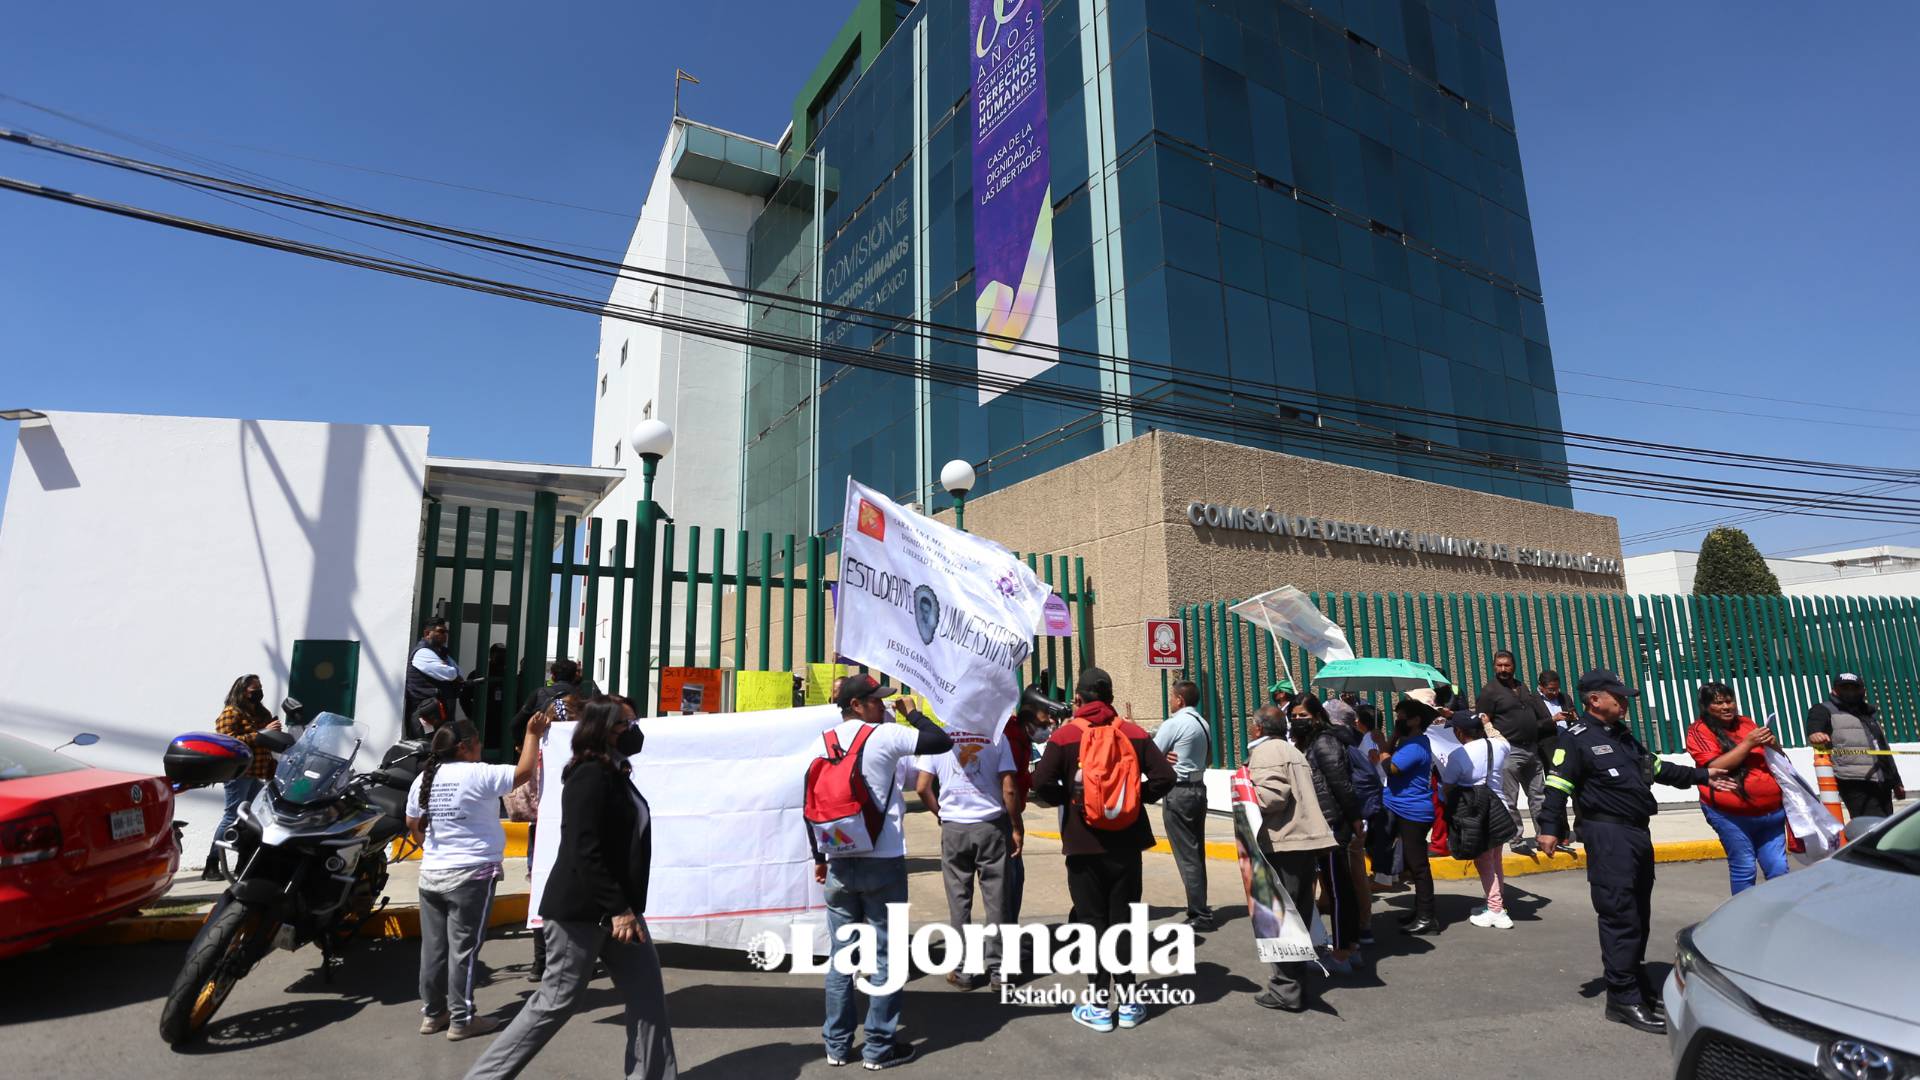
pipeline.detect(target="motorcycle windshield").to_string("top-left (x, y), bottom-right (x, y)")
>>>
top-left (273, 712), bottom-right (363, 805)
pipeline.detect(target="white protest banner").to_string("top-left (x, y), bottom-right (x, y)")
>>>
top-left (529, 704), bottom-right (842, 953)
top-left (1230, 585), bottom-right (1355, 663)
top-left (1762, 714), bottom-right (1844, 857)
top-left (835, 478), bottom-right (1050, 739)
top-left (1229, 767), bottom-right (1318, 964)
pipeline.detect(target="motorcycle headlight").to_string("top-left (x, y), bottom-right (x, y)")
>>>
top-left (269, 797), bottom-right (339, 830)
top-left (1674, 925), bottom-right (1758, 1013)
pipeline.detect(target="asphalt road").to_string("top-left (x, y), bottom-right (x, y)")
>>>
top-left (0, 857), bottom-right (1741, 1080)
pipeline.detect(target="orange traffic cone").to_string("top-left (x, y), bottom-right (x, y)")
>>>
top-left (1814, 749), bottom-right (1848, 846)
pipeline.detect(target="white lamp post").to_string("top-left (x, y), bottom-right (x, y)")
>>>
top-left (941, 458), bottom-right (977, 531)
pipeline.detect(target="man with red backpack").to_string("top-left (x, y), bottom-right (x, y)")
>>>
top-left (806, 674), bottom-right (953, 1070)
top-left (1029, 667), bottom-right (1177, 1032)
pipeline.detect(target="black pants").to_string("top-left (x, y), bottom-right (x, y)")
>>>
top-left (1583, 820), bottom-right (1657, 1007)
top-left (1392, 813), bottom-right (1435, 919)
top-left (1363, 809), bottom-right (1396, 874)
top-left (1064, 851), bottom-right (1144, 1001)
top-left (1261, 849), bottom-right (1319, 1009)
top-left (1837, 778), bottom-right (1896, 819)
top-left (1315, 844), bottom-right (1361, 950)
top-left (1161, 785), bottom-right (1211, 920)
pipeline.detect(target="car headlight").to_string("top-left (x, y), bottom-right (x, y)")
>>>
top-left (1674, 925), bottom-right (1758, 1013)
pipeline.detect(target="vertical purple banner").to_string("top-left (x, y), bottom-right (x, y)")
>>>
top-left (971, 0), bottom-right (1058, 404)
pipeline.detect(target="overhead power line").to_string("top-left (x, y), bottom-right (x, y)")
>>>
top-left (8, 140), bottom-right (1920, 527)
top-left (14, 123), bottom-right (1920, 486)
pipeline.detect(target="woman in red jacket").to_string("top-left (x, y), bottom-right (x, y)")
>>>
top-left (1685, 683), bottom-right (1788, 894)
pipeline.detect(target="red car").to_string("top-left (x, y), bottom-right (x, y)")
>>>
top-left (0, 731), bottom-right (178, 958)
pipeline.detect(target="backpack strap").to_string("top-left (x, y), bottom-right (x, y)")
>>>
top-left (844, 724), bottom-right (889, 838)
top-left (822, 729), bottom-right (846, 762)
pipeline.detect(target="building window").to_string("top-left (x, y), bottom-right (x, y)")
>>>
top-left (621, 340), bottom-right (629, 366)
top-left (613, 439), bottom-right (621, 465)
top-left (807, 46), bottom-right (862, 145)
top-left (599, 374), bottom-right (607, 397)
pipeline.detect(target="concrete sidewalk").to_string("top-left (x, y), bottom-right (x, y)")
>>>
top-left (78, 794), bottom-right (1758, 947)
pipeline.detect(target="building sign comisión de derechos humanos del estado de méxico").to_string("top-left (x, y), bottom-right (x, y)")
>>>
top-left (1184, 500), bottom-right (1621, 575)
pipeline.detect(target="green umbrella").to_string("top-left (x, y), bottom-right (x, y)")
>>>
top-left (1310, 657), bottom-right (1449, 693)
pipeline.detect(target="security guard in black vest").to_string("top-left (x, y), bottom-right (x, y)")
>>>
top-left (1534, 669), bottom-right (1728, 1034)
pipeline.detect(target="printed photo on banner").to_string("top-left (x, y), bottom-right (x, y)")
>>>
top-left (835, 478), bottom-right (1049, 739)
top-left (1230, 767), bottom-right (1317, 964)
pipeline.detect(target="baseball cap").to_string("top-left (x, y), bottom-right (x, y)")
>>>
top-left (1076, 666), bottom-right (1115, 703)
top-left (832, 674), bottom-right (896, 710)
top-left (1268, 679), bottom-right (1295, 695)
top-left (1445, 707), bottom-right (1482, 729)
top-left (1576, 668), bottom-right (1639, 700)
top-left (1835, 672), bottom-right (1863, 685)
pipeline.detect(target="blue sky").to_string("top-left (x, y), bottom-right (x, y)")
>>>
top-left (3, 0), bottom-right (1916, 561)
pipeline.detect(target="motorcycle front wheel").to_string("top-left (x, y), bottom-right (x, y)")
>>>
top-left (157, 899), bottom-right (274, 1045)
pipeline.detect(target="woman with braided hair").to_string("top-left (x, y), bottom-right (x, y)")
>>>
top-left (407, 711), bottom-right (547, 1040)
top-left (1684, 682), bottom-right (1788, 895)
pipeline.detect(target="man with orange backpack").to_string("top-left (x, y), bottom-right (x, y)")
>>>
top-left (1030, 667), bottom-right (1177, 1032)
top-left (805, 674), bottom-right (953, 1070)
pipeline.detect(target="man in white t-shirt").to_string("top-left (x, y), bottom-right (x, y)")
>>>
top-left (812, 674), bottom-right (952, 1071)
top-left (916, 727), bottom-right (1020, 990)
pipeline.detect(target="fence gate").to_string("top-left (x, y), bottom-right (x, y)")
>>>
top-left (416, 493), bottom-right (1095, 754)
top-left (1176, 590), bottom-right (1920, 766)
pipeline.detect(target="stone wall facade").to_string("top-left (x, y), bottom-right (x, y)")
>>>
top-left (940, 430), bottom-right (1624, 723)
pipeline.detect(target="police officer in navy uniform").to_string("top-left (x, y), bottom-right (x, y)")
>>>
top-left (1535, 669), bottom-right (1728, 1034)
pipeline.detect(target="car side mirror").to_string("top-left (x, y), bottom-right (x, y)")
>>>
top-left (71, 733), bottom-right (100, 747)
top-left (1843, 816), bottom-right (1885, 844)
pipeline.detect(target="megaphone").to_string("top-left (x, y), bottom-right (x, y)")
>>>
top-left (1019, 684), bottom-right (1070, 721)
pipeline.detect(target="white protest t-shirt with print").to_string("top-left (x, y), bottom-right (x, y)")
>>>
top-left (406, 762), bottom-right (519, 873)
top-left (916, 730), bottom-right (1014, 825)
top-left (1438, 738), bottom-right (1511, 803)
top-left (819, 719), bottom-right (922, 859)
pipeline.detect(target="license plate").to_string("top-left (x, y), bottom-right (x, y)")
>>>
top-left (109, 808), bottom-right (144, 841)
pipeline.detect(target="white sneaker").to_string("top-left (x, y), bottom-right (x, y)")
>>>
top-left (1469, 908), bottom-right (1496, 928)
top-left (1487, 910), bottom-right (1513, 929)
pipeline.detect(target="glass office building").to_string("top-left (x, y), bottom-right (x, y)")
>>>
top-left (742, 0), bottom-right (1571, 539)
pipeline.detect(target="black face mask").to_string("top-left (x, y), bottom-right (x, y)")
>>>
top-left (246, 689), bottom-right (264, 704)
top-left (615, 725), bottom-right (645, 758)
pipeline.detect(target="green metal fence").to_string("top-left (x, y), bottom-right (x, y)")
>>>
top-left (1176, 591), bottom-right (1920, 765)
top-left (417, 493), bottom-right (1094, 751)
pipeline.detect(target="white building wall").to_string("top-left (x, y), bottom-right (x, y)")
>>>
top-left (0, 411), bottom-right (429, 856)
top-left (1628, 547), bottom-right (1920, 598)
top-left (587, 122), bottom-right (766, 694)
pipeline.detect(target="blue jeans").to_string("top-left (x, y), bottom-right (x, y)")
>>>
top-left (215, 778), bottom-right (263, 845)
top-left (822, 856), bottom-right (908, 1063)
top-left (1701, 804), bottom-right (1788, 894)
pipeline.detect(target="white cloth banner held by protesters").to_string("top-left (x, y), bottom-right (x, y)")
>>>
top-left (1761, 714), bottom-right (1844, 856)
top-left (528, 705), bottom-right (842, 954)
top-left (835, 478), bottom-right (1050, 740)
top-left (1229, 767), bottom-right (1318, 965)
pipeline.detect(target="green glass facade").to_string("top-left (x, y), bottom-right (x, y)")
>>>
top-left (743, 0), bottom-right (1571, 540)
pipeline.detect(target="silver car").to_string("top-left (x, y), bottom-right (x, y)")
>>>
top-left (1664, 803), bottom-right (1920, 1079)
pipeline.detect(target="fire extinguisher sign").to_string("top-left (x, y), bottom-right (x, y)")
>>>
top-left (1145, 619), bottom-right (1184, 669)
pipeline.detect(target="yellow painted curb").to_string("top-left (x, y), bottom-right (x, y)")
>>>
top-left (390, 821), bottom-right (530, 862)
top-left (69, 891), bottom-right (533, 949)
top-left (1027, 829), bottom-right (1726, 880)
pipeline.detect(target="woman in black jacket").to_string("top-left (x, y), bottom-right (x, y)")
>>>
top-left (465, 695), bottom-right (677, 1080)
top-left (1288, 694), bottom-right (1364, 972)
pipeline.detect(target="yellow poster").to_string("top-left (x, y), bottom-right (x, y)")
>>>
top-left (804, 663), bottom-right (851, 706)
top-left (735, 670), bottom-right (796, 712)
